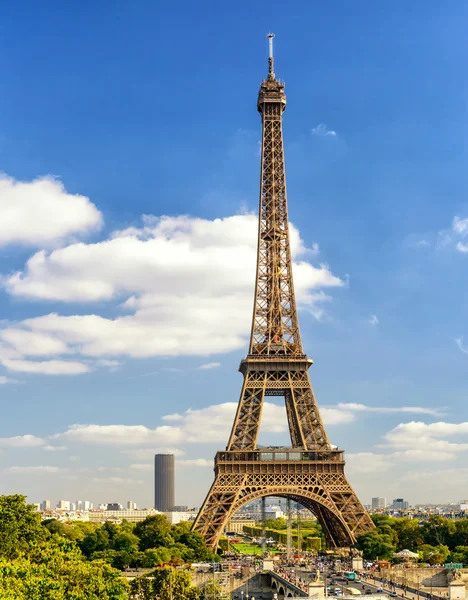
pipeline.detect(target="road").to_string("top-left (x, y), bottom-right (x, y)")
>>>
top-left (322, 571), bottom-right (400, 598)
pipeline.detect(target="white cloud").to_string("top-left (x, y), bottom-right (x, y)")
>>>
top-left (368, 315), bottom-right (379, 327)
top-left (453, 217), bottom-right (468, 236)
top-left (52, 400), bottom-right (438, 448)
top-left (381, 421), bottom-right (468, 461)
top-left (178, 458), bottom-right (212, 467)
top-left (121, 447), bottom-right (185, 459)
top-left (5, 465), bottom-right (67, 473)
top-left (95, 359), bottom-right (120, 369)
top-left (438, 216), bottom-right (468, 252)
top-left (1, 214), bottom-right (343, 361)
top-left (2, 359), bottom-right (91, 375)
top-left (129, 463), bottom-right (153, 471)
top-left (0, 175), bottom-right (102, 247)
top-left (346, 453), bottom-right (391, 474)
top-left (320, 407), bottom-right (355, 424)
top-left (89, 476), bottom-right (143, 485)
top-left (0, 375), bottom-right (17, 384)
top-left (0, 329), bottom-right (72, 357)
top-left (455, 337), bottom-right (468, 355)
top-left (336, 403), bottom-right (442, 416)
top-left (311, 124), bottom-right (337, 137)
top-left (0, 434), bottom-right (45, 448)
top-left (43, 445), bottom-right (67, 452)
top-left (198, 362), bottom-right (221, 370)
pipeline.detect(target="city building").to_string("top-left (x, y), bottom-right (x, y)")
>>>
top-left (106, 503), bottom-right (123, 511)
top-left (392, 498), bottom-right (409, 510)
top-left (76, 500), bottom-right (92, 510)
top-left (372, 497), bottom-right (387, 510)
top-left (265, 506), bottom-right (284, 519)
top-left (225, 518), bottom-right (256, 534)
top-left (127, 500), bottom-right (137, 509)
top-left (56, 500), bottom-right (70, 510)
top-left (40, 500), bottom-right (51, 511)
top-left (154, 454), bottom-right (175, 512)
top-left (163, 511), bottom-right (197, 525)
top-left (89, 509), bottom-right (160, 523)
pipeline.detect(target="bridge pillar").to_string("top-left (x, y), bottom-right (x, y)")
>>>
top-left (308, 579), bottom-right (325, 598)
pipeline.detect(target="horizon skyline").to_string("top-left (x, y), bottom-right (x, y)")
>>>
top-left (1, 1), bottom-right (467, 509)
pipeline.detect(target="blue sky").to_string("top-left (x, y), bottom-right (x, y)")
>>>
top-left (0, 1), bottom-right (467, 509)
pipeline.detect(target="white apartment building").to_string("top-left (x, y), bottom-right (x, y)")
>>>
top-left (163, 511), bottom-right (198, 525)
top-left (88, 509), bottom-right (161, 523)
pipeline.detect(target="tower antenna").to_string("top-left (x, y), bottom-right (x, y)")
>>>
top-left (267, 33), bottom-right (275, 78)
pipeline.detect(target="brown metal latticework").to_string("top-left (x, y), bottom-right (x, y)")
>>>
top-left (192, 35), bottom-right (375, 550)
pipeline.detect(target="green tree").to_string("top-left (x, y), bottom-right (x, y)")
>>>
top-left (0, 495), bottom-right (46, 560)
top-left (392, 518), bottom-right (424, 551)
top-left (172, 520), bottom-right (192, 542)
top-left (80, 528), bottom-right (110, 557)
top-left (449, 545), bottom-right (468, 565)
top-left (129, 567), bottom-right (199, 600)
top-left (179, 531), bottom-right (216, 562)
top-left (134, 515), bottom-right (174, 550)
top-left (356, 529), bottom-right (396, 560)
top-left (199, 579), bottom-right (229, 599)
top-left (264, 517), bottom-right (287, 530)
top-left (42, 519), bottom-right (67, 537)
top-left (422, 516), bottom-right (456, 547)
top-left (0, 538), bottom-right (128, 600)
top-left (417, 543), bottom-right (450, 564)
top-left (139, 547), bottom-right (172, 568)
top-left (452, 521), bottom-right (468, 548)
top-left (113, 532), bottom-right (139, 554)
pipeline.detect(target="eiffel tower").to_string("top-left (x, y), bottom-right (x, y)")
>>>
top-left (193, 35), bottom-right (375, 550)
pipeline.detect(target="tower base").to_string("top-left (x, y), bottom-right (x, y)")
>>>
top-left (193, 448), bottom-right (374, 549)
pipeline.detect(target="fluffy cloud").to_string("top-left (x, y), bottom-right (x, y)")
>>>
top-left (129, 464), bottom-right (153, 471)
top-left (382, 420), bottom-right (468, 461)
top-left (178, 458), bottom-right (212, 467)
top-left (345, 452), bottom-right (391, 474)
top-left (121, 448), bottom-right (185, 459)
top-left (0, 329), bottom-right (72, 357)
top-left (5, 465), bottom-right (67, 473)
top-left (89, 476), bottom-right (143, 485)
top-left (2, 359), bottom-right (91, 375)
top-left (0, 214), bottom-right (343, 361)
top-left (336, 403), bottom-right (441, 416)
top-left (438, 216), bottom-right (468, 252)
top-left (385, 420), bottom-right (468, 447)
top-left (0, 175), bottom-right (102, 247)
top-left (198, 362), bottom-right (221, 370)
top-left (51, 400), bottom-right (438, 447)
top-left (0, 435), bottom-right (45, 448)
top-left (368, 315), bottom-right (379, 326)
top-left (311, 124), bottom-right (337, 137)
top-left (455, 337), bottom-right (468, 355)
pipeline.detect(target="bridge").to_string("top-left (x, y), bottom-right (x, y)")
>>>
top-left (269, 570), bottom-right (317, 598)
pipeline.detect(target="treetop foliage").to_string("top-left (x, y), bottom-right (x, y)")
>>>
top-left (356, 514), bottom-right (468, 562)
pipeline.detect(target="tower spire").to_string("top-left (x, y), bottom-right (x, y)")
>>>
top-left (267, 33), bottom-right (275, 79)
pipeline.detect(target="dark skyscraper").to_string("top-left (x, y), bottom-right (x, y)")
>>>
top-left (154, 454), bottom-right (175, 512)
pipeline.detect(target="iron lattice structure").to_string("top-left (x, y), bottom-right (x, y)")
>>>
top-left (193, 35), bottom-right (375, 550)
